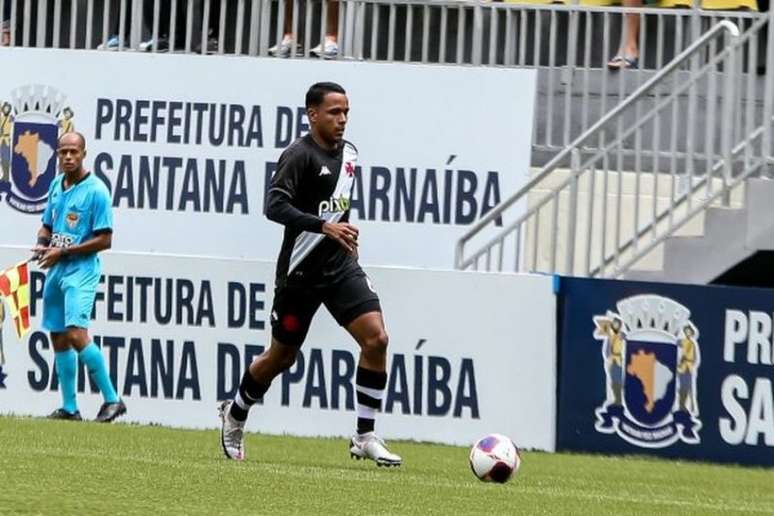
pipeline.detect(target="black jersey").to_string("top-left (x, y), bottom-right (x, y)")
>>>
top-left (266, 134), bottom-right (360, 286)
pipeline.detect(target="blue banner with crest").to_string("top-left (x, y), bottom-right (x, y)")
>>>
top-left (0, 85), bottom-right (73, 214)
top-left (556, 276), bottom-right (774, 466)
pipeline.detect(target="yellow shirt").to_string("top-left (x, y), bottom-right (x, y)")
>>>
top-left (678, 338), bottom-right (695, 373)
top-left (59, 119), bottom-right (74, 134)
top-left (0, 115), bottom-right (11, 145)
top-left (609, 334), bottom-right (624, 366)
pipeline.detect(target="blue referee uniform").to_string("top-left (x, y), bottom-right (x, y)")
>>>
top-left (41, 173), bottom-right (112, 331)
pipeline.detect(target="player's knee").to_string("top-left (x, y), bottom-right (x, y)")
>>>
top-left (362, 331), bottom-right (389, 358)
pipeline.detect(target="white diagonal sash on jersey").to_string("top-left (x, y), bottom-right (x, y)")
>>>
top-left (287, 142), bottom-right (357, 275)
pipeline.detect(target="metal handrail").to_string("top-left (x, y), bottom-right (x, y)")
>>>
top-left (586, 18), bottom-right (771, 276)
top-left (609, 132), bottom-right (768, 277)
top-left (455, 19), bottom-right (740, 271)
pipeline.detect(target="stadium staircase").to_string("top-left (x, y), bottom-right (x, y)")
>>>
top-left (455, 17), bottom-right (774, 284)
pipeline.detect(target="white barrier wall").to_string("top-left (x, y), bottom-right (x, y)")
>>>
top-left (0, 48), bottom-right (536, 270)
top-left (0, 247), bottom-right (557, 450)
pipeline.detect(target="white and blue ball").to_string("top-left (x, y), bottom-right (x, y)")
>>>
top-left (469, 434), bottom-right (521, 483)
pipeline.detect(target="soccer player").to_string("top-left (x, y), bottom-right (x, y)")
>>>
top-left (32, 132), bottom-right (126, 422)
top-left (219, 82), bottom-right (401, 467)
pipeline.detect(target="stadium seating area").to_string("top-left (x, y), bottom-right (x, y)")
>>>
top-left (0, 0), bottom-right (767, 55)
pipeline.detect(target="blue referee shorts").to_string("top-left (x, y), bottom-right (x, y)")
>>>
top-left (42, 264), bottom-right (99, 332)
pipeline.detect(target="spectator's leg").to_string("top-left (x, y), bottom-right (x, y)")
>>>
top-left (608, 0), bottom-right (641, 69)
top-left (157, 0), bottom-right (203, 52)
top-left (310, 0), bottom-right (337, 58)
top-left (204, 0), bottom-right (221, 52)
top-left (97, 0), bottom-right (133, 50)
top-left (209, 0), bottom-right (221, 37)
top-left (139, 0), bottom-right (201, 53)
top-left (141, 0), bottom-right (167, 50)
top-left (327, 0), bottom-right (338, 40)
top-left (269, 0), bottom-right (294, 56)
top-left (283, 0), bottom-right (293, 39)
top-left (1, 2), bottom-right (8, 47)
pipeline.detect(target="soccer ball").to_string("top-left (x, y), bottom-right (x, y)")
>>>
top-left (469, 434), bottom-right (521, 483)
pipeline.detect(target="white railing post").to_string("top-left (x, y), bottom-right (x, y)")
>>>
top-left (565, 149), bottom-right (580, 276)
top-left (471, 2), bottom-right (483, 66)
top-left (36, 0), bottom-right (47, 48)
top-left (720, 28), bottom-right (739, 203)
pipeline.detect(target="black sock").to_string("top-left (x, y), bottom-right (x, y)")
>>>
top-left (355, 367), bottom-right (387, 434)
top-left (229, 371), bottom-right (270, 422)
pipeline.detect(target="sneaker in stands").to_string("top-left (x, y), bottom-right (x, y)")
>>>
top-left (310, 39), bottom-right (338, 60)
top-left (140, 37), bottom-right (169, 53)
top-left (269, 35), bottom-right (298, 58)
top-left (97, 34), bottom-right (125, 50)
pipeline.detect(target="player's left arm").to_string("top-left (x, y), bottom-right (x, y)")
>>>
top-left (37, 232), bottom-right (112, 269)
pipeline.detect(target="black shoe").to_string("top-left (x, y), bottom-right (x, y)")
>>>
top-left (48, 408), bottom-right (83, 421)
top-left (95, 400), bottom-right (127, 423)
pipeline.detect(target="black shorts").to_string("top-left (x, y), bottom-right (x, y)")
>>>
top-left (271, 272), bottom-right (381, 347)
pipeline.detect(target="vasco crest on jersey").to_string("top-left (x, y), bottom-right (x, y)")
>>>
top-left (0, 85), bottom-right (76, 214)
top-left (593, 294), bottom-right (702, 448)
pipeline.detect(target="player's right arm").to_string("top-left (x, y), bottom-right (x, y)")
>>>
top-left (31, 188), bottom-right (55, 260)
top-left (266, 147), bottom-right (358, 254)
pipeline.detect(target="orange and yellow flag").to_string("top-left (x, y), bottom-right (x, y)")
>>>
top-left (0, 261), bottom-right (31, 339)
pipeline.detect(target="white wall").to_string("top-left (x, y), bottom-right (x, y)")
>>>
top-left (0, 48), bottom-right (536, 270)
top-left (0, 247), bottom-right (557, 450)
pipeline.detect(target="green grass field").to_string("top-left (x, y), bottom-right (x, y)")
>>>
top-left (1, 416), bottom-right (772, 515)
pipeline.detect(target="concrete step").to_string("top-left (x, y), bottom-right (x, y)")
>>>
top-left (625, 178), bottom-right (774, 284)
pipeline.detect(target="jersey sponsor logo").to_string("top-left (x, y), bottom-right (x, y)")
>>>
top-left (344, 161), bottom-right (355, 177)
top-left (0, 85), bottom-right (76, 214)
top-left (318, 195), bottom-right (350, 217)
top-left (50, 232), bottom-right (75, 249)
top-left (319, 165), bottom-right (332, 176)
top-left (593, 294), bottom-right (702, 448)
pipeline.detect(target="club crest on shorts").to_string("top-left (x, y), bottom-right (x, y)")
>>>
top-left (592, 294), bottom-right (702, 448)
top-left (0, 85), bottom-right (75, 214)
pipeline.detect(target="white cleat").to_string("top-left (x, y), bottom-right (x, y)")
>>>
top-left (219, 400), bottom-right (245, 461)
top-left (349, 432), bottom-right (402, 467)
